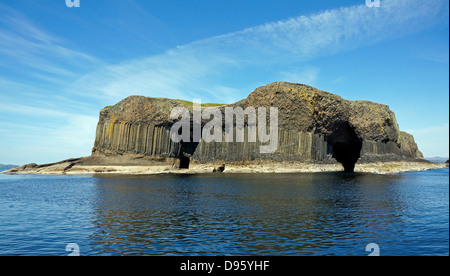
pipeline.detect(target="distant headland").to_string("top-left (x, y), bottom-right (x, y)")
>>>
top-left (3, 82), bottom-right (446, 175)
top-left (0, 164), bottom-right (18, 172)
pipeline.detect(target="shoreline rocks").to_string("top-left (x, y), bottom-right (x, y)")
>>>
top-left (2, 159), bottom-right (446, 176)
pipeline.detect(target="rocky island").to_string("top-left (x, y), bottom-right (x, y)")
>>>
top-left (3, 82), bottom-right (446, 175)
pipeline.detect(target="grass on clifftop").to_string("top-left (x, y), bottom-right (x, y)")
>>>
top-left (179, 100), bottom-right (225, 108)
top-left (101, 100), bottom-right (225, 111)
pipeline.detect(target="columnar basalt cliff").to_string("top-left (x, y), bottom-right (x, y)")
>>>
top-left (91, 82), bottom-right (424, 172)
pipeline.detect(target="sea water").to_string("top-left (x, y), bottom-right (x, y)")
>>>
top-left (0, 168), bottom-right (448, 256)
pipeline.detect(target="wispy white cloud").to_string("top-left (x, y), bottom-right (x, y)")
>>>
top-left (0, 4), bottom-right (101, 78)
top-left (278, 67), bottom-right (320, 86)
top-left (415, 52), bottom-right (450, 64)
top-left (69, 0), bottom-right (449, 105)
top-left (405, 124), bottom-right (450, 135)
top-left (0, 0), bottom-right (448, 164)
top-left (0, 4), bottom-right (106, 164)
top-left (0, 114), bottom-right (98, 164)
top-left (405, 124), bottom-right (450, 157)
top-left (332, 77), bottom-right (345, 84)
top-left (0, 102), bottom-right (70, 118)
top-left (50, 115), bottom-right (98, 154)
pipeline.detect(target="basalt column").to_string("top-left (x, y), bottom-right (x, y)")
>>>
top-left (91, 82), bottom-right (425, 170)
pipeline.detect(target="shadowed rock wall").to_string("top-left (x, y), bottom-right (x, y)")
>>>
top-left (92, 82), bottom-right (424, 170)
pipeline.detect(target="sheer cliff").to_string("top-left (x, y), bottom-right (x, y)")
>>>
top-left (92, 82), bottom-right (424, 171)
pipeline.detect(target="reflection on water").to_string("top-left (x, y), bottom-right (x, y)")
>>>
top-left (87, 170), bottom-right (449, 256)
top-left (0, 169), bottom-right (448, 255)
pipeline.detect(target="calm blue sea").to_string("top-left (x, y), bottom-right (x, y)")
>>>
top-left (0, 169), bottom-right (448, 256)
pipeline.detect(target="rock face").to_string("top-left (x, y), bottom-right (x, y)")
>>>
top-left (91, 82), bottom-right (424, 172)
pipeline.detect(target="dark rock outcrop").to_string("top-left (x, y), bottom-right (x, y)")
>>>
top-left (91, 82), bottom-right (425, 172)
top-left (213, 164), bottom-right (226, 173)
top-left (5, 159), bottom-right (81, 174)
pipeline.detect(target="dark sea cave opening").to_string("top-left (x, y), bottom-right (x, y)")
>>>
top-left (328, 123), bottom-right (363, 172)
top-left (178, 141), bottom-right (198, 169)
top-left (179, 156), bottom-right (190, 169)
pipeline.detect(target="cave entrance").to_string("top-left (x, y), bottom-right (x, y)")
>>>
top-left (179, 156), bottom-right (190, 169)
top-left (177, 141), bottom-right (198, 170)
top-left (328, 123), bottom-right (362, 172)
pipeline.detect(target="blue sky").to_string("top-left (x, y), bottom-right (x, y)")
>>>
top-left (0, 0), bottom-right (448, 165)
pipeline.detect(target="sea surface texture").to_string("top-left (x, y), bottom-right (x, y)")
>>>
top-left (0, 169), bottom-right (448, 256)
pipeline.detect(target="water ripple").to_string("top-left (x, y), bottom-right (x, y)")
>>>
top-left (0, 169), bottom-right (448, 255)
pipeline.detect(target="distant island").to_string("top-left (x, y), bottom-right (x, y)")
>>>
top-left (425, 157), bottom-right (450, 164)
top-left (0, 164), bottom-right (18, 172)
top-left (3, 82), bottom-right (446, 175)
